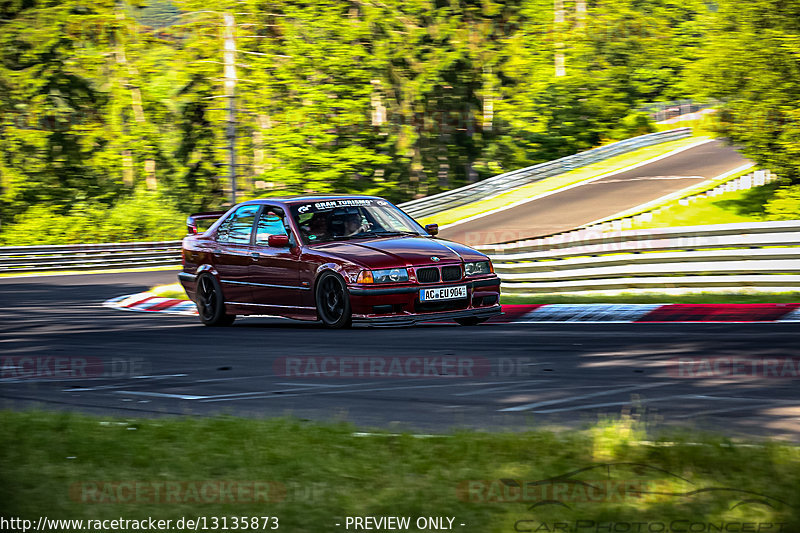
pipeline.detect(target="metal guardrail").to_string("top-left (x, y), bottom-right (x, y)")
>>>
top-left (2, 222), bottom-right (798, 297)
top-left (0, 129), bottom-right (694, 274)
top-left (398, 127), bottom-right (692, 219)
top-left (0, 241), bottom-right (182, 274)
top-left (482, 221), bottom-right (800, 295)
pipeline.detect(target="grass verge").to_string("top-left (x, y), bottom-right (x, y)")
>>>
top-left (630, 182), bottom-right (781, 230)
top-left (418, 135), bottom-right (711, 227)
top-left (1, 411), bottom-right (798, 532)
top-left (592, 163), bottom-right (756, 225)
top-left (150, 282), bottom-right (188, 299)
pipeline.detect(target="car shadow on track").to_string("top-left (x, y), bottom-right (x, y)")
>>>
top-left (231, 318), bottom-right (462, 330)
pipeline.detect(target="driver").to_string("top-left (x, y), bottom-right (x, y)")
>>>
top-left (343, 212), bottom-right (366, 236)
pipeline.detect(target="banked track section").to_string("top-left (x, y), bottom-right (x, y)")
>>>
top-left (438, 139), bottom-right (751, 246)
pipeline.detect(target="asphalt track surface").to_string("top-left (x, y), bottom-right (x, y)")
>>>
top-left (439, 139), bottom-right (751, 246)
top-left (2, 270), bottom-right (799, 440)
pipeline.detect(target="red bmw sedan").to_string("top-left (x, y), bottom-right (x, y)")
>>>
top-left (178, 195), bottom-right (501, 328)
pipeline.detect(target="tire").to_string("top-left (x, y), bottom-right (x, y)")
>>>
top-left (315, 272), bottom-right (352, 329)
top-left (196, 274), bottom-right (235, 327)
top-left (455, 317), bottom-right (488, 326)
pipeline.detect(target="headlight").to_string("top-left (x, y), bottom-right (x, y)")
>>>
top-left (464, 261), bottom-right (492, 276)
top-left (360, 268), bottom-right (409, 284)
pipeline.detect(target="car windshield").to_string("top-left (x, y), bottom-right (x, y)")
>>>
top-left (290, 199), bottom-right (425, 244)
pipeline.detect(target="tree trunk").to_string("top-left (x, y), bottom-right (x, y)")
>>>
top-left (115, 6), bottom-right (156, 189)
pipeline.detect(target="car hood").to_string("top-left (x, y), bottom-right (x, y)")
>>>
top-left (313, 236), bottom-right (487, 269)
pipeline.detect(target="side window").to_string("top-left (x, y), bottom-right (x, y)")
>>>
top-left (255, 207), bottom-right (289, 246)
top-left (216, 205), bottom-right (260, 244)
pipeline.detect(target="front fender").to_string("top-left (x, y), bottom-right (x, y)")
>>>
top-left (313, 263), bottom-right (352, 285)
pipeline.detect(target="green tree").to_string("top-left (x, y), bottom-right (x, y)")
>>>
top-left (0, 1), bottom-right (119, 219)
top-left (689, 0), bottom-right (800, 184)
top-left (0, 0), bottom-right (715, 244)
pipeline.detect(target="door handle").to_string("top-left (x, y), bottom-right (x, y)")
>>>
top-left (250, 252), bottom-right (260, 260)
top-left (212, 249), bottom-right (222, 256)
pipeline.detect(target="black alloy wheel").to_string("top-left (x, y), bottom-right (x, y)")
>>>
top-left (315, 272), bottom-right (352, 329)
top-left (196, 274), bottom-right (235, 326)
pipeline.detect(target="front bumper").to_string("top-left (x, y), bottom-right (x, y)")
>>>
top-left (348, 277), bottom-right (500, 296)
top-left (347, 275), bottom-right (501, 324)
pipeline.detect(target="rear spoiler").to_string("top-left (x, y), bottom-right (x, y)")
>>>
top-left (186, 211), bottom-right (227, 235)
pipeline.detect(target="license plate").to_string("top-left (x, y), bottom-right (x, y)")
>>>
top-left (420, 285), bottom-right (467, 301)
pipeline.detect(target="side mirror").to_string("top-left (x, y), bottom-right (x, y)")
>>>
top-left (268, 234), bottom-right (290, 247)
top-left (424, 223), bottom-right (439, 236)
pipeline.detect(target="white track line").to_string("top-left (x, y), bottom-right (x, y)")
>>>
top-left (531, 394), bottom-right (690, 414)
top-left (113, 391), bottom-right (207, 400)
top-left (273, 381), bottom-right (388, 388)
top-left (108, 379), bottom-right (491, 403)
top-left (453, 381), bottom-right (546, 396)
top-left (674, 401), bottom-right (791, 419)
top-left (498, 381), bottom-right (672, 412)
top-left (200, 380), bottom-right (497, 403)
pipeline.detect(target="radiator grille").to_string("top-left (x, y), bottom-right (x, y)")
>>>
top-left (441, 265), bottom-right (462, 281)
top-left (416, 267), bottom-right (440, 283)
